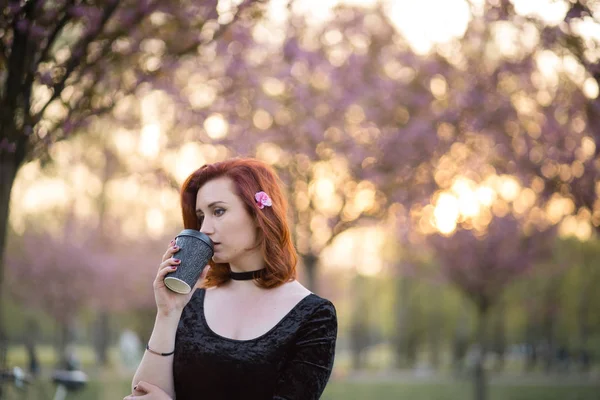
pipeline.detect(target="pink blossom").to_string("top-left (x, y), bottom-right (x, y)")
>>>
top-left (255, 191), bottom-right (272, 209)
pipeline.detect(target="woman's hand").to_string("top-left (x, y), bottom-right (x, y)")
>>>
top-left (154, 239), bottom-right (206, 317)
top-left (124, 381), bottom-right (172, 399)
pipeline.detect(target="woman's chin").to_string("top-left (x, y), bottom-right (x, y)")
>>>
top-left (212, 255), bottom-right (226, 263)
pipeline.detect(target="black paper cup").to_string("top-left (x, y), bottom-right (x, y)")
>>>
top-left (164, 229), bottom-right (214, 294)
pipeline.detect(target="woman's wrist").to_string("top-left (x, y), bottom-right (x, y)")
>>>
top-left (149, 312), bottom-right (181, 346)
top-left (156, 306), bottom-right (183, 320)
top-left (146, 343), bottom-right (175, 356)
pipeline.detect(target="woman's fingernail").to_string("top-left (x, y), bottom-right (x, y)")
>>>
top-left (173, 246), bottom-right (179, 250)
top-left (170, 265), bottom-right (177, 269)
top-left (175, 259), bottom-right (181, 263)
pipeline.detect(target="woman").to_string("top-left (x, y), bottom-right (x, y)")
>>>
top-left (125, 158), bottom-right (338, 400)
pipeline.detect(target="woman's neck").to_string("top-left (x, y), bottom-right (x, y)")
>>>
top-left (228, 251), bottom-right (266, 273)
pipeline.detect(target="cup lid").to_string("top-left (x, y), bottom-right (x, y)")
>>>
top-left (176, 229), bottom-right (214, 250)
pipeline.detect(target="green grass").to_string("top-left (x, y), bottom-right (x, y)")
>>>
top-left (6, 344), bottom-right (112, 369)
top-left (4, 345), bottom-right (599, 399)
top-left (323, 382), bottom-right (600, 400)
top-left (3, 379), bottom-right (599, 400)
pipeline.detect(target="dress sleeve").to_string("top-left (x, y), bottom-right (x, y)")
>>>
top-left (272, 300), bottom-right (338, 400)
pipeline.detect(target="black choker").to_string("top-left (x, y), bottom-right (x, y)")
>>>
top-left (229, 269), bottom-right (265, 281)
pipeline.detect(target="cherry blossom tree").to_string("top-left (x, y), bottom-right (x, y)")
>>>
top-left (0, 0), bottom-right (265, 361)
top-left (152, 5), bottom-right (453, 289)
top-left (457, 0), bottom-right (600, 233)
top-left (428, 216), bottom-right (556, 400)
top-left (4, 210), bottom-right (163, 366)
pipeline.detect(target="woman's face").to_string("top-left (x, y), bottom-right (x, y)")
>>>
top-left (196, 176), bottom-right (260, 265)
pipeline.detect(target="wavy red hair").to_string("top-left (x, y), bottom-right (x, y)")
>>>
top-left (180, 158), bottom-right (297, 288)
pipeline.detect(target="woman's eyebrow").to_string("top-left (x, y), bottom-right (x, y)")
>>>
top-left (195, 201), bottom-right (227, 213)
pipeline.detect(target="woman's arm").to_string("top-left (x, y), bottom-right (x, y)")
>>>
top-left (131, 311), bottom-right (181, 398)
top-left (272, 301), bottom-right (338, 400)
top-left (131, 240), bottom-right (202, 398)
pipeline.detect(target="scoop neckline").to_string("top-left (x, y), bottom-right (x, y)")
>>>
top-left (194, 288), bottom-right (316, 343)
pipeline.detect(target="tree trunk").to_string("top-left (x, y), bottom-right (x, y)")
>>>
top-left (542, 278), bottom-right (560, 374)
top-left (24, 318), bottom-right (40, 377)
top-left (524, 307), bottom-right (539, 372)
top-left (0, 147), bottom-right (21, 372)
top-left (405, 329), bottom-right (419, 367)
top-left (473, 302), bottom-right (489, 400)
top-left (94, 149), bottom-right (115, 367)
top-left (492, 300), bottom-right (506, 373)
top-left (57, 317), bottom-right (77, 370)
top-left (577, 262), bottom-right (592, 373)
top-left (543, 312), bottom-right (556, 375)
top-left (429, 288), bottom-right (442, 370)
top-left (302, 253), bottom-right (318, 292)
top-left (452, 299), bottom-right (470, 376)
top-left (349, 274), bottom-right (368, 370)
top-left (94, 311), bottom-right (111, 366)
top-left (394, 274), bottom-right (411, 368)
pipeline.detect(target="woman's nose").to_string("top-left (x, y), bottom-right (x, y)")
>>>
top-left (200, 218), bottom-right (214, 235)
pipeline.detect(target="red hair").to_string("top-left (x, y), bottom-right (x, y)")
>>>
top-left (180, 158), bottom-right (297, 288)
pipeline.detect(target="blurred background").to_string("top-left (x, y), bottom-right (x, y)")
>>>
top-left (1, 0), bottom-right (600, 399)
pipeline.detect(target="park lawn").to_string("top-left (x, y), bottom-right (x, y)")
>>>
top-left (5, 346), bottom-right (599, 399)
top-left (3, 379), bottom-right (600, 400)
top-left (323, 382), bottom-right (600, 400)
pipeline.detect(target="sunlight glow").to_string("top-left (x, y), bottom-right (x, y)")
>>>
top-left (559, 213), bottom-right (592, 241)
top-left (139, 123), bottom-right (161, 158)
top-left (387, 0), bottom-right (471, 54)
top-left (174, 143), bottom-right (206, 184)
top-left (146, 208), bottom-right (166, 238)
top-left (511, 0), bottom-right (569, 26)
top-left (112, 129), bottom-right (137, 155)
top-left (188, 84), bottom-right (217, 109)
top-left (353, 183), bottom-right (376, 212)
top-left (253, 109), bottom-right (274, 130)
top-left (204, 113), bottom-right (229, 139)
top-left (312, 177), bottom-right (343, 216)
top-left (430, 175), bottom-right (531, 235)
top-left (451, 178), bottom-right (480, 217)
top-left (320, 227), bottom-right (386, 276)
top-left (288, 0), bottom-right (378, 25)
top-left (262, 77), bottom-right (286, 97)
top-left (22, 179), bottom-right (70, 211)
top-left (581, 137), bottom-right (596, 161)
top-left (546, 195), bottom-right (575, 224)
top-left (256, 142), bottom-right (284, 165)
top-left (583, 77), bottom-right (599, 99)
top-left (497, 176), bottom-right (521, 202)
top-left (475, 186), bottom-right (496, 207)
top-left (434, 193), bottom-right (459, 235)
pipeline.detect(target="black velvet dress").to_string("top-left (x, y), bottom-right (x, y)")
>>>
top-left (172, 288), bottom-right (338, 400)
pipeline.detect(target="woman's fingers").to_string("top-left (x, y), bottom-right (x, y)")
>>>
top-left (155, 260), bottom-right (181, 284)
top-left (160, 241), bottom-right (180, 265)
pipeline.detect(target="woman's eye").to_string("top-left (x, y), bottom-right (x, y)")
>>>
top-left (214, 208), bottom-right (225, 217)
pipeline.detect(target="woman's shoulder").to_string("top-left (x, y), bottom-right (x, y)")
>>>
top-left (283, 281), bottom-right (337, 320)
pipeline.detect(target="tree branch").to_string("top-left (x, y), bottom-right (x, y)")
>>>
top-left (36, 0), bottom-right (76, 66)
top-left (0, 38), bottom-right (7, 68)
top-left (173, 0), bottom-right (264, 56)
top-left (33, 2), bottom-right (119, 123)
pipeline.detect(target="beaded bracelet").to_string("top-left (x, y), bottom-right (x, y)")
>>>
top-left (146, 343), bottom-right (175, 356)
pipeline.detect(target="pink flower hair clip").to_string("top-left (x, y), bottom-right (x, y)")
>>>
top-left (255, 191), bottom-right (272, 209)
